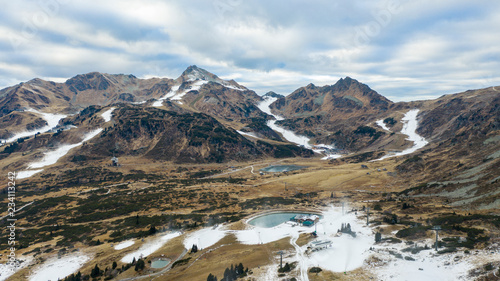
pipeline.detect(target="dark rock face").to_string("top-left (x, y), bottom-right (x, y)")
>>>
top-left (118, 93), bottom-right (135, 102)
top-left (25, 118), bottom-right (48, 131)
top-left (263, 91), bottom-right (284, 99)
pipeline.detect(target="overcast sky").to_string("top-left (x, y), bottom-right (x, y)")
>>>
top-left (1, 0), bottom-right (499, 101)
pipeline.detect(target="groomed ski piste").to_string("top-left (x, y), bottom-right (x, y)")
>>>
top-left (5, 204), bottom-right (497, 280)
top-left (255, 96), bottom-right (342, 160)
top-left (16, 128), bottom-right (103, 179)
top-left (175, 205), bottom-right (494, 281)
top-left (28, 254), bottom-right (92, 281)
top-left (1, 108), bottom-right (67, 144)
top-left (120, 232), bottom-right (182, 263)
top-left (376, 109), bottom-right (429, 161)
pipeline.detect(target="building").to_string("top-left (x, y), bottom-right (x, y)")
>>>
top-left (111, 156), bottom-right (119, 166)
top-left (307, 240), bottom-right (333, 252)
top-left (290, 214), bottom-right (320, 226)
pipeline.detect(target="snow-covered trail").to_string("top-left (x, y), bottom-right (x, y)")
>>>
top-left (257, 97), bottom-right (312, 148)
top-left (256, 97), bottom-right (341, 159)
top-left (29, 254), bottom-right (91, 281)
top-left (291, 233), bottom-right (309, 281)
top-left (17, 128), bottom-right (103, 179)
top-left (2, 109), bottom-right (67, 143)
top-left (376, 109), bottom-right (428, 160)
top-left (121, 232), bottom-right (181, 263)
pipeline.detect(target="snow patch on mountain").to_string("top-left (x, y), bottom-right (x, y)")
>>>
top-left (376, 109), bottom-right (428, 161)
top-left (186, 67), bottom-right (246, 91)
top-left (237, 130), bottom-right (262, 140)
top-left (257, 97), bottom-right (341, 159)
top-left (171, 80), bottom-right (208, 100)
top-left (153, 85), bottom-right (181, 107)
top-left (121, 232), bottom-right (181, 263)
top-left (29, 253), bottom-right (91, 281)
top-left (376, 119), bottom-right (390, 131)
top-left (100, 107), bottom-right (115, 122)
top-left (2, 109), bottom-right (67, 143)
top-left (17, 129), bottom-right (103, 179)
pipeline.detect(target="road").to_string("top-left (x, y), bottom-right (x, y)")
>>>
top-left (200, 159), bottom-right (287, 179)
top-left (290, 233), bottom-right (309, 281)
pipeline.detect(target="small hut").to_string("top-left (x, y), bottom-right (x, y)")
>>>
top-left (111, 156), bottom-right (119, 166)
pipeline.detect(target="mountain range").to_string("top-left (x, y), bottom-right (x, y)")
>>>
top-left (0, 65), bottom-right (499, 209)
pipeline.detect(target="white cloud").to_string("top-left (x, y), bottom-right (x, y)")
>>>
top-left (0, 0), bottom-right (499, 100)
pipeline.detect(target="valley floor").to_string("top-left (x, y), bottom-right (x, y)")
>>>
top-left (0, 156), bottom-right (499, 281)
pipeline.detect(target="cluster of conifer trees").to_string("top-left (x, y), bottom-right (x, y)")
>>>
top-left (207, 263), bottom-right (248, 281)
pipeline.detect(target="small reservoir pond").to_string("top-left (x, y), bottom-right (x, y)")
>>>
top-left (151, 259), bottom-right (170, 269)
top-left (259, 165), bottom-right (307, 173)
top-left (248, 212), bottom-right (322, 228)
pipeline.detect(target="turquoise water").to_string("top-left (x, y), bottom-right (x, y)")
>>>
top-left (248, 212), bottom-right (320, 228)
top-left (259, 165), bottom-right (307, 173)
top-left (151, 259), bottom-right (169, 268)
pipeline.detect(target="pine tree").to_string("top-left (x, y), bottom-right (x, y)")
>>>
top-left (112, 261), bottom-right (118, 269)
top-left (237, 263), bottom-right (244, 276)
top-left (135, 259), bottom-right (145, 271)
top-left (223, 267), bottom-right (230, 281)
top-left (91, 264), bottom-right (100, 278)
top-left (191, 244), bottom-right (198, 253)
top-left (149, 225), bottom-right (157, 235)
top-left (230, 264), bottom-right (236, 279)
top-left (375, 232), bottom-right (382, 243)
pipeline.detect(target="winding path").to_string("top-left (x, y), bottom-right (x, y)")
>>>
top-left (291, 234), bottom-right (309, 281)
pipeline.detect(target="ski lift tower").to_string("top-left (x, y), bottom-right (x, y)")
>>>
top-left (277, 250), bottom-right (284, 269)
top-left (366, 207), bottom-right (370, 226)
top-left (432, 225), bottom-right (441, 251)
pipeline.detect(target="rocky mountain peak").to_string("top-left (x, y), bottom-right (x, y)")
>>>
top-left (179, 65), bottom-right (247, 91)
top-left (263, 91), bottom-right (284, 99)
top-left (181, 65), bottom-right (217, 82)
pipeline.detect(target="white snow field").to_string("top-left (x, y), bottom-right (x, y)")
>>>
top-left (114, 240), bottom-right (135, 250)
top-left (121, 232), bottom-right (181, 263)
top-left (3, 108), bottom-right (67, 143)
top-left (377, 109), bottom-right (428, 160)
top-left (17, 129), bottom-right (103, 179)
top-left (171, 80), bottom-right (208, 101)
top-left (257, 97), bottom-right (341, 159)
top-left (0, 257), bottom-right (32, 281)
top-left (183, 225), bottom-right (227, 250)
top-left (153, 84), bottom-right (181, 107)
top-left (100, 107), bottom-right (116, 122)
top-left (29, 253), bottom-right (91, 281)
top-left (249, 205), bottom-right (489, 281)
top-left (236, 130), bottom-right (263, 140)
top-left (16, 169), bottom-right (45, 179)
top-left (376, 119), bottom-right (391, 131)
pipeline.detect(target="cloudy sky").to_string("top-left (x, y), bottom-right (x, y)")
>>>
top-left (1, 0), bottom-right (499, 101)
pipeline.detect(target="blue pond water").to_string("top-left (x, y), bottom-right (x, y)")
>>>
top-left (259, 165), bottom-right (307, 173)
top-left (151, 259), bottom-right (169, 268)
top-left (248, 212), bottom-right (321, 228)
